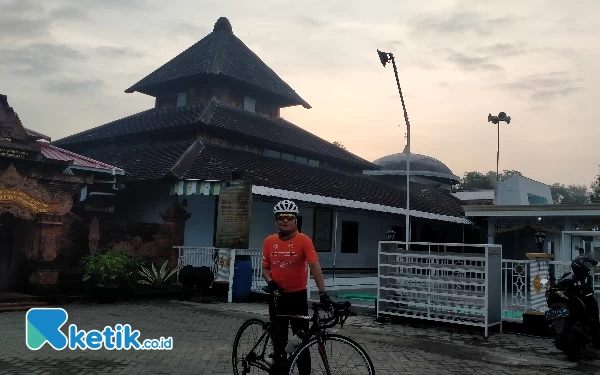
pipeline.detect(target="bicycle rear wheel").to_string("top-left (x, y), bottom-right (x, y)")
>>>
top-left (286, 333), bottom-right (375, 374)
top-left (232, 318), bottom-right (273, 375)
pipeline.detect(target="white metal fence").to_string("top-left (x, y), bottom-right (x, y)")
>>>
top-left (175, 246), bottom-right (311, 302)
top-left (377, 241), bottom-right (503, 337)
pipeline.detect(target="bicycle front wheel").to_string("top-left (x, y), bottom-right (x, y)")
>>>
top-left (232, 318), bottom-right (272, 375)
top-left (286, 333), bottom-right (375, 375)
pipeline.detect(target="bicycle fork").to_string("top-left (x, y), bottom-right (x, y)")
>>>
top-left (316, 337), bottom-right (332, 375)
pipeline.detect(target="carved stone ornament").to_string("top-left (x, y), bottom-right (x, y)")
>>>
top-left (0, 163), bottom-right (73, 220)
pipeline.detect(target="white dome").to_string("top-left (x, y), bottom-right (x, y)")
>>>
top-left (369, 152), bottom-right (459, 182)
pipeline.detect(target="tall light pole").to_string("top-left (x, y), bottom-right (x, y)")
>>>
top-left (377, 49), bottom-right (411, 247)
top-left (487, 112), bottom-right (511, 182)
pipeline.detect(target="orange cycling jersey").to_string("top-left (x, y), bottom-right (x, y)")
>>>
top-left (262, 233), bottom-right (319, 292)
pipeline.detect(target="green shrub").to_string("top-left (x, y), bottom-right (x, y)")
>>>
top-left (81, 250), bottom-right (142, 289)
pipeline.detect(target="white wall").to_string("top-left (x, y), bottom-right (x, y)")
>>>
top-left (495, 176), bottom-right (553, 205)
top-left (183, 195), bottom-right (217, 247)
top-left (321, 210), bottom-right (405, 269)
top-left (248, 199), bottom-right (405, 269)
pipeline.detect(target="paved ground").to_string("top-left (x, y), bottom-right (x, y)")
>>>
top-left (1, 298), bottom-right (600, 374)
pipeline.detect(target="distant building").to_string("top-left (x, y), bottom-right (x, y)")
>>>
top-left (451, 175), bottom-right (553, 206)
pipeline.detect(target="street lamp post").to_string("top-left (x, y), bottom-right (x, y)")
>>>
top-left (377, 49), bottom-right (412, 247)
top-left (487, 112), bottom-right (511, 182)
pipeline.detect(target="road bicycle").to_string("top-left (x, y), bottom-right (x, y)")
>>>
top-left (232, 288), bottom-right (375, 374)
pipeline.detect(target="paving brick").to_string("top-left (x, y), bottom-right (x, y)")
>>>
top-left (0, 300), bottom-right (597, 374)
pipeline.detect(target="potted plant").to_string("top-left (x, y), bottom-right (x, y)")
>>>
top-left (138, 261), bottom-right (179, 292)
top-left (81, 250), bottom-right (141, 302)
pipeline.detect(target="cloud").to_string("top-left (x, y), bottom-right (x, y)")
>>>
top-left (43, 78), bottom-right (104, 95)
top-left (50, 6), bottom-right (90, 22)
top-left (438, 81), bottom-right (450, 88)
top-left (409, 12), bottom-right (515, 38)
top-left (170, 22), bottom-right (209, 38)
top-left (475, 43), bottom-right (529, 58)
top-left (95, 46), bottom-right (144, 58)
top-left (0, 43), bottom-right (85, 76)
top-left (295, 16), bottom-right (325, 28)
top-left (2, 0), bottom-right (44, 15)
top-left (65, 0), bottom-right (150, 11)
top-left (0, 16), bottom-right (51, 40)
top-left (504, 72), bottom-right (582, 101)
top-left (443, 50), bottom-right (503, 71)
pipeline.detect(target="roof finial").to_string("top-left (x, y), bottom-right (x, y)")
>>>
top-left (214, 17), bottom-right (232, 32)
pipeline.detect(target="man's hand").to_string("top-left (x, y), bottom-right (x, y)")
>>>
top-left (319, 291), bottom-right (332, 306)
top-left (268, 280), bottom-right (282, 295)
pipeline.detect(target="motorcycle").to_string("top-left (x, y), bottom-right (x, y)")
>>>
top-left (542, 255), bottom-right (600, 361)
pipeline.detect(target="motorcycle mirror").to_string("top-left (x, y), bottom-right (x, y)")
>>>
top-left (541, 278), bottom-right (548, 285)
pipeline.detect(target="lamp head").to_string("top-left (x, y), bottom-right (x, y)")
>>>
top-left (386, 227), bottom-right (396, 241)
top-left (377, 49), bottom-right (390, 67)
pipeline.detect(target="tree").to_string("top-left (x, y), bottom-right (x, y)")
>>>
top-left (551, 183), bottom-right (590, 204)
top-left (455, 170), bottom-right (523, 190)
top-left (591, 165), bottom-right (600, 203)
top-left (456, 171), bottom-right (495, 190)
top-left (332, 141), bottom-right (347, 150)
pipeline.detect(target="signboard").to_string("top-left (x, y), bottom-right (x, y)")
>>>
top-left (313, 208), bottom-right (333, 252)
top-left (0, 147), bottom-right (30, 159)
top-left (214, 180), bottom-right (252, 249)
top-left (0, 188), bottom-right (50, 214)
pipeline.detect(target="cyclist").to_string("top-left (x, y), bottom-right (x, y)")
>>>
top-left (262, 199), bottom-right (332, 374)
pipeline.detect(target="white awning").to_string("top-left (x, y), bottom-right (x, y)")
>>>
top-left (252, 185), bottom-right (471, 224)
top-left (170, 180), bottom-right (471, 224)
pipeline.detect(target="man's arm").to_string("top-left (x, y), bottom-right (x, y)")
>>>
top-left (304, 236), bottom-right (327, 293)
top-left (261, 238), bottom-right (272, 282)
top-left (262, 267), bottom-right (274, 283)
top-left (308, 261), bottom-right (326, 293)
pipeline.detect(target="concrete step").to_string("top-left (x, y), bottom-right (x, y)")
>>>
top-left (0, 301), bottom-right (51, 313)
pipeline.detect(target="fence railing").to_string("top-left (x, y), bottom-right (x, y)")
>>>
top-left (500, 259), bottom-right (594, 322)
top-left (175, 246), bottom-right (311, 302)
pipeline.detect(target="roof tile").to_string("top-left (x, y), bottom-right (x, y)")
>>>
top-left (125, 17), bottom-right (309, 108)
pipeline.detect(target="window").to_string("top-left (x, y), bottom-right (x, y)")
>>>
top-left (308, 159), bottom-right (320, 167)
top-left (340, 221), bottom-right (359, 253)
top-left (264, 149), bottom-right (281, 158)
top-left (295, 156), bottom-right (307, 165)
top-left (281, 153), bottom-right (294, 162)
top-left (176, 92), bottom-right (187, 107)
top-left (527, 193), bottom-right (548, 205)
top-left (244, 96), bottom-right (256, 112)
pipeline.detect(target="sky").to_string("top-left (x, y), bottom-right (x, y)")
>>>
top-left (1, 0), bottom-right (599, 187)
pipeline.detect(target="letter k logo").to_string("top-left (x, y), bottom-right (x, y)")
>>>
top-left (26, 308), bottom-right (69, 350)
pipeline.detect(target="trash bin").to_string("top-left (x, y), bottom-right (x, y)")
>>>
top-left (232, 255), bottom-right (253, 302)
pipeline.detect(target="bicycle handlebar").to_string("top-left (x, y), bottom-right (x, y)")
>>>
top-left (312, 300), bottom-right (356, 329)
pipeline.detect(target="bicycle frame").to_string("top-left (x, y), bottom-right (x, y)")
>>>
top-left (271, 292), bottom-right (350, 374)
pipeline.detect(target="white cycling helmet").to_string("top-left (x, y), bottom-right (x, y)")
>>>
top-left (273, 200), bottom-right (299, 214)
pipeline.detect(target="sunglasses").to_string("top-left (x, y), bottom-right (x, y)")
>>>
top-left (276, 214), bottom-right (296, 221)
